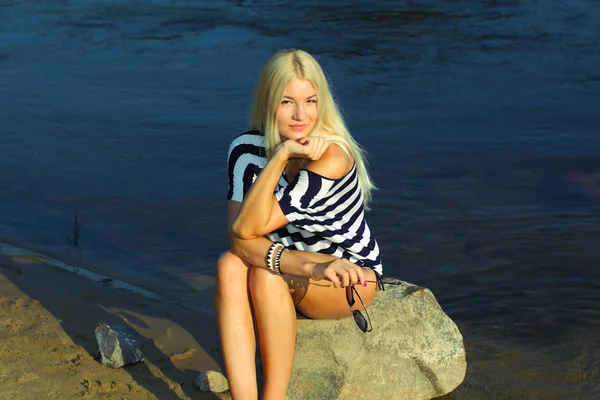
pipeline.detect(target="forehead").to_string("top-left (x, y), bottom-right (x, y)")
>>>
top-left (283, 79), bottom-right (315, 96)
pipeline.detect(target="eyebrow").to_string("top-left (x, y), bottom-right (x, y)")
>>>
top-left (282, 94), bottom-right (317, 100)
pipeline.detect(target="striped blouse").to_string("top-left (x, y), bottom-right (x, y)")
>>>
top-left (227, 130), bottom-right (383, 274)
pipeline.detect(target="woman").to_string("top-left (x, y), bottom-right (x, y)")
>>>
top-left (217, 49), bottom-right (383, 400)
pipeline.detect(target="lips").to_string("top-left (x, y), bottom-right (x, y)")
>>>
top-left (290, 124), bottom-right (307, 131)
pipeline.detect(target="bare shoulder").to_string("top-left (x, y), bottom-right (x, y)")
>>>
top-left (306, 143), bottom-right (354, 180)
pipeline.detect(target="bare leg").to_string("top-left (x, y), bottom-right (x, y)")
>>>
top-left (218, 248), bottom-right (378, 398)
top-left (215, 251), bottom-right (258, 400)
top-left (249, 267), bottom-right (297, 400)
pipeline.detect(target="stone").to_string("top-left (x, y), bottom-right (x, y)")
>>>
top-left (288, 278), bottom-right (466, 400)
top-left (95, 322), bottom-right (145, 368)
top-left (195, 370), bottom-right (230, 393)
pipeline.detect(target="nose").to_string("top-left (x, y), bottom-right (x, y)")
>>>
top-left (293, 103), bottom-right (305, 121)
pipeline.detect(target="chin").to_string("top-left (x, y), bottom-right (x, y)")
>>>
top-left (280, 132), bottom-right (306, 141)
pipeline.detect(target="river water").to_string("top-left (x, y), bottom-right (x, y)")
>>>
top-left (1, 0), bottom-right (599, 398)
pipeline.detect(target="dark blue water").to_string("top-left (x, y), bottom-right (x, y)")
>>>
top-left (1, 0), bottom-right (599, 397)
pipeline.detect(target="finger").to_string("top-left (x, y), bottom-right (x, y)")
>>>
top-left (347, 268), bottom-right (359, 286)
top-left (342, 260), bottom-right (365, 286)
top-left (313, 146), bottom-right (323, 160)
top-left (284, 139), bottom-right (306, 156)
top-left (326, 270), bottom-right (341, 288)
top-left (355, 267), bottom-right (366, 286)
top-left (317, 137), bottom-right (327, 150)
top-left (305, 142), bottom-right (315, 159)
top-left (321, 265), bottom-right (341, 288)
top-left (317, 146), bottom-right (327, 160)
top-left (300, 140), bottom-right (312, 158)
top-left (338, 269), bottom-right (350, 288)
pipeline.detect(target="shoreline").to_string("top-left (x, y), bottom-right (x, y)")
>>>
top-left (0, 241), bottom-right (162, 301)
top-left (0, 243), bottom-right (229, 399)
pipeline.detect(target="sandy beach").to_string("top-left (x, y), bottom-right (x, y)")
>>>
top-left (0, 251), bottom-right (230, 400)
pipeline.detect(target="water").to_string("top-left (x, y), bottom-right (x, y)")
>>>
top-left (1, 0), bottom-right (599, 398)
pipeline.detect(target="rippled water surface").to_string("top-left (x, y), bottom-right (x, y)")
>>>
top-left (1, 0), bottom-right (599, 398)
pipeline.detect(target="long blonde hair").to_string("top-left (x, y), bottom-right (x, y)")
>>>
top-left (248, 49), bottom-right (376, 207)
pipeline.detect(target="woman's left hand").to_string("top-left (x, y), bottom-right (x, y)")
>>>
top-left (281, 136), bottom-right (330, 162)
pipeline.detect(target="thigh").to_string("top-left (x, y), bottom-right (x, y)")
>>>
top-left (283, 252), bottom-right (378, 320)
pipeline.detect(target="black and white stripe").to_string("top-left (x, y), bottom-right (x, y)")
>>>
top-left (227, 131), bottom-right (383, 275)
top-left (227, 130), bottom-right (267, 202)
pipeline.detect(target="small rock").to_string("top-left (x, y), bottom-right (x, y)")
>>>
top-left (95, 322), bottom-right (145, 368)
top-left (194, 370), bottom-right (229, 393)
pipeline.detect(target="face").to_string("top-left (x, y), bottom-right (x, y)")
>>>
top-left (276, 78), bottom-right (318, 141)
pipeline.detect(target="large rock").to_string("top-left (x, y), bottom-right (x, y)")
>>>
top-left (95, 322), bottom-right (145, 368)
top-left (288, 279), bottom-right (466, 400)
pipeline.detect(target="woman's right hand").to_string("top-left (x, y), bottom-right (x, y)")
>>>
top-left (281, 136), bottom-right (330, 162)
top-left (310, 259), bottom-right (367, 289)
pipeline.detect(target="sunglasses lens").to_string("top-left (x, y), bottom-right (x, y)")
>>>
top-left (348, 286), bottom-right (371, 332)
top-left (353, 310), bottom-right (368, 332)
top-left (346, 286), bottom-right (355, 307)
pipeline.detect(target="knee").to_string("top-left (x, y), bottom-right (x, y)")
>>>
top-left (216, 251), bottom-right (248, 293)
top-left (248, 266), bottom-right (287, 297)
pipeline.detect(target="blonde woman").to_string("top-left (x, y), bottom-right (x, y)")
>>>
top-left (217, 49), bottom-right (383, 400)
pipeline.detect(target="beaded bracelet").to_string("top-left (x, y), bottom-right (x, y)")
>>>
top-left (273, 245), bottom-right (285, 275)
top-left (266, 243), bottom-right (283, 274)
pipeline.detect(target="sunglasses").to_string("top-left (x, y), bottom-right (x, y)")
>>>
top-left (346, 270), bottom-right (401, 332)
top-left (346, 284), bottom-right (373, 333)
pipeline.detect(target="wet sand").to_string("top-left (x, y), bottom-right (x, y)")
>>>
top-left (0, 252), bottom-right (229, 400)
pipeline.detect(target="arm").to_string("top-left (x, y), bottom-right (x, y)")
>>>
top-left (231, 137), bottom-right (331, 240)
top-left (228, 201), bottom-right (315, 277)
top-left (225, 135), bottom-right (326, 276)
top-left (228, 201), bottom-right (365, 286)
top-left (230, 150), bottom-right (288, 240)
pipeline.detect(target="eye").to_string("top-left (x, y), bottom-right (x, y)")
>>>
top-left (307, 98), bottom-right (317, 104)
top-left (280, 99), bottom-right (292, 105)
